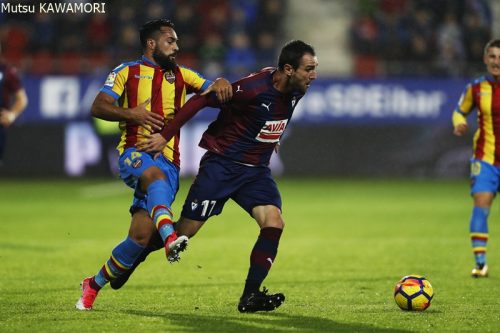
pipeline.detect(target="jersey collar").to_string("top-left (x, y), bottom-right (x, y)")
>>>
top-left (141, 55), bottom-right (161, 69)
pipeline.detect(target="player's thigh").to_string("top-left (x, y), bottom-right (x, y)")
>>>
top-left (180, 155), bottom-right (236, 221)
top-left (129, 157), bottom-right (180, 213)
top-left (156, 154), bottom-right (180, 199)
top-left (119, 148), bottom-right (158, 189)
top-left (232, 166), bottom-right (282, 220)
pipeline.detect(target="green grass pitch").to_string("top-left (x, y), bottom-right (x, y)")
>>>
top-left (1, 178), bottom-right (499, 332)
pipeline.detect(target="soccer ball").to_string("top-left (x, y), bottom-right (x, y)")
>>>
top-left (394, 275), bottom-right (433, 311)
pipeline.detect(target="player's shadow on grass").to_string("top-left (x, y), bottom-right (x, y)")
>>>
top-left (124, 310), bottom-right (411, 332)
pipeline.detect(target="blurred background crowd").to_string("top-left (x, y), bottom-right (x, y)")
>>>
top-left (0, 0), bottom-right (494, 78)
top-left (0, 0), bottom-right (285, 77)
top-left (350, 0), bottom-right (492, 77)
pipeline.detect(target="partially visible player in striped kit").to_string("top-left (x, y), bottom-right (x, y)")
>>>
top-left (76, 19), bottom-right (232, 310)
top-left (0, 45), bottom-right (28, 166)
top-left (452, 39), bottom-right (500, 278)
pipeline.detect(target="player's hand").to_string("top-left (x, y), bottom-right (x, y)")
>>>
top-left (128, 98), bottom-right (164, 132)
top-left (453, 123), bottom-right (468, 136)
top-left (274, 143), bottom-right (281, 154)
top-left (202, 78), bottom-right (232, 103)
top-left (0, 109), bottom-right (17, 127)
top-left (137, 133), bottom-right (167, 153)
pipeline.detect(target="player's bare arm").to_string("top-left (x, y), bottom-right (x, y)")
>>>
top-left (202, 78), bottom-right (232, 103)
top-left (91, 92), bottom-right (164, 131)
top-left (141, 94), bottom-right (211, 153)
top-left (137, 133), bottom-right (167, 153)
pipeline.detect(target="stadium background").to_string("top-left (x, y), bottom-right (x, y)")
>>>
top-left (0, 0), bottom-right (496, 179)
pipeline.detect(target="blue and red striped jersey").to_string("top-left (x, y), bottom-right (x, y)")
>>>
top-left (161, 67), bottom-right (304, 166)
top-left (0, 62), bottom-right (22, 109)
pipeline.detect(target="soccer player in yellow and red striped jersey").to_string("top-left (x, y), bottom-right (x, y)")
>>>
top-left (75, 19), bottom-right (232, 310)
top-left (452, 39), bottom-right (500, 278)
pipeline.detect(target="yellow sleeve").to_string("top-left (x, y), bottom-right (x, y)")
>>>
top-left (179, 67), bottom-right (208, 92)
top-left (100, 65), bottom-right (129, 100)
top-left (452, 83), bottom-right (474, 127)
top-left (452, 111), bottom-right (467, 127)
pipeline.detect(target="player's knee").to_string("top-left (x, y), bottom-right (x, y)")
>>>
top-left (269, 217), bottom-right (284, 229)
top-left (264, 209), bottom-right (284, 229)
top-left (128, 232), bottom-right (151, 246)
top-left (140, 166), bottom-right (166, 189)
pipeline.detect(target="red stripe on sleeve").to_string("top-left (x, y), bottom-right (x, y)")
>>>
top-left (160, 94), bottom-right (210, 143)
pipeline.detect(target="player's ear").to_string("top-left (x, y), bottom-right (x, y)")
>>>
top-left (284, 64), bottom-right (294, 77)
top-left (147, 38), bottom-right (156, 51)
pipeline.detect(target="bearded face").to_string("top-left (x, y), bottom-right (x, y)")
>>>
top-left (152, 45), bottom-right (177, 71)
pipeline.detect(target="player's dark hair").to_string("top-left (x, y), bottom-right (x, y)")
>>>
top-left (139, 19), bottom-right (175, 49)
top-left (278, 40), bottom-right (315, 70)
top-left (484, 39), bottom-right (500, 55)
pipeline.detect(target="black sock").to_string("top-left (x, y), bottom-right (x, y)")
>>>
top-left (242, 227), bottom-right (282, 297)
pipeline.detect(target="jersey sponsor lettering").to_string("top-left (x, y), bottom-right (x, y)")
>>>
top-left (255, 119), bottom-right (288, 143)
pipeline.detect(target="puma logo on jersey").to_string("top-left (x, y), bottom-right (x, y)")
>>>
top-left (236, 85), bottom-right (244, 92)
top-left (261, 102), bottom-right (272, 111)
top-left (256, 119), bottom-right (288, 143)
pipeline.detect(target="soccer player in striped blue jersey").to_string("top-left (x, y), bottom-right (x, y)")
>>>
top-left (133, 40), bottom-right (318, 312)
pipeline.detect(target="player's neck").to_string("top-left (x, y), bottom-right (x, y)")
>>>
top-left (272, 71), bottom-right (292, 94)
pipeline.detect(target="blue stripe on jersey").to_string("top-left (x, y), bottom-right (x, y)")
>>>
top-left (100, 86), bottom-right (120, 100)
top-left (111, 60), bottom-right (141, 74)
top-left (201, 79), bottom-right (212, 92)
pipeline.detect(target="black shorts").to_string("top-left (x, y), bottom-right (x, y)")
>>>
top-left (181, 152), bottom-right (282, 221)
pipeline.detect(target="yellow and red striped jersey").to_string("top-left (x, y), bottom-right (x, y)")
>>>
top-left (100, 56), bottom-right (211, 167)
top-left (453, 76), bottom-right (500, 165)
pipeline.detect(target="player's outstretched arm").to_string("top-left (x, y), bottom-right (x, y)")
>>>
top-left (140, 94), bottom-right (212, 153)
top-left (203, 78), bottom-right (232, 103)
